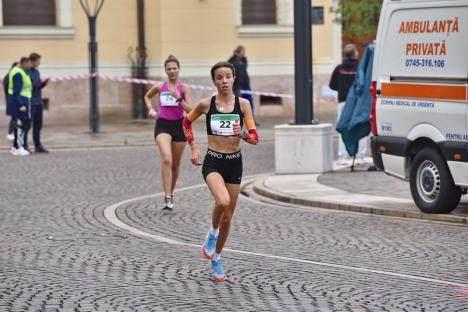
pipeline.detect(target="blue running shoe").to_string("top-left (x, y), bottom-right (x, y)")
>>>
top-left (210, 258), bottom-right (227, 282)
top-left (202, 231), bottom-right (218, 259)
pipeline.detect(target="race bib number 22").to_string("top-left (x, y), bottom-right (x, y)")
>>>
top-left (210, 114), bottom-right (239, 136)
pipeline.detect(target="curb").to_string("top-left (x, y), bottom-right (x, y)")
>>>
top-left (0, 142), bottom-right (155, 152)
top-left (253, 175), bottom-right (468, 226)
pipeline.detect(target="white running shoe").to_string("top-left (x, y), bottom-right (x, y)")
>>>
top-left (162, 196), bottom-right (174, 210)
top-left (16, 147), bottom-right (30, 156)
top-left (6, 134), bottom-right (14, 141)
top-left (10, 147), bottom-right (18, 156)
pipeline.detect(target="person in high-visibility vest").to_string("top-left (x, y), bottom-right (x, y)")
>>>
top-left (7, 57), bottom-right (32, 156)
top-left (3, 62), bottom-right (18, 142)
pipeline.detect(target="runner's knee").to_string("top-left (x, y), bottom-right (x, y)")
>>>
top-left (216, 198), bottom-right (230, 210)
top-left (161, 155), bottom-right (172, 167)
top-left (221, 211), bottom-right (233, 224)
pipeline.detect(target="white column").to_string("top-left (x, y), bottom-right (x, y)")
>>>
top-left (0, 0), bottom-right (4, 26)
top-left (277, 0), bottom-right (293, 25)
top-left (332, 0), bottom-right (342, 64)
top-left (236, 0), bottom-right (242, 26)
top-left (58, 0), bottom-right (73, 27)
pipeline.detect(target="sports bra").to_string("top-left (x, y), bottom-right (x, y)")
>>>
top-left (206, 95), bottom-right (244, 136)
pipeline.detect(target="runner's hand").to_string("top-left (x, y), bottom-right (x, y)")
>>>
top-left (233, 120), bottom-right (242, 137)
top-left (148, 107), bottom-right (157, 119)
top-left (19, 106), bottom-right (27, 112)
top-left (191, 148), bottom-right (202, 166)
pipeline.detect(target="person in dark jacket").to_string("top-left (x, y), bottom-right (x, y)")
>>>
top-left (25, 52), bottom-right (49, 153)
top-left (8, 57), bottom-right (32, 156)
top-left (228, 46), bottom-right (259, 126)
top-left (329, 44), bottom-right (366, 165)
top-left (4, 62), bottom-right (18, 142)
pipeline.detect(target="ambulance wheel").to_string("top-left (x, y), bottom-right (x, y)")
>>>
top-left (410, 148), bottom-right (461, 214)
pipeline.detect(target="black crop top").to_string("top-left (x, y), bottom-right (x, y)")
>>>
top-left (206, 95), bottom-right (244, 136)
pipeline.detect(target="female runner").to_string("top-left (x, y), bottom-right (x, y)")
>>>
top-left (182, 61), bottom-right (258, 281)
top-left (144, 55), bottom-right (192, 210)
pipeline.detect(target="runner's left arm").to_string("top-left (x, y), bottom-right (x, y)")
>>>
top-left (179, 83), bottom-right (193, 113)
top-left (239, 98), bottom-right (259, 145)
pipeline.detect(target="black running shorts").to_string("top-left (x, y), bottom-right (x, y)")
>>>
top-left (202, 149), bottom-right (243, 184)
top-left (154, 118), bottom-right (187, 142)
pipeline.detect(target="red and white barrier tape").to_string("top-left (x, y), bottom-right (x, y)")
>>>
top-left (1, 74), bottom-right (295, 99)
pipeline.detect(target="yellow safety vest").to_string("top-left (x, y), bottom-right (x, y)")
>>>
top-left (8, 67), bottom-right (32, 99)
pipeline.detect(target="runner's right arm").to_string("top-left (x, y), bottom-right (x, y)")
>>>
top-left (144, 83), bottom-right (162, 118)
top-left (183, 100), bottom-right (208, 165)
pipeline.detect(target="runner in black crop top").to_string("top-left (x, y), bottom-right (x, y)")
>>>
top-left (181, 61), bottom-right (259, 282)
top-left (206, 95), bottom-right (244, 136)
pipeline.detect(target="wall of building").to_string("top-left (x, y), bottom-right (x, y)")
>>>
top-left (0, 0), bottom-right (341, 126)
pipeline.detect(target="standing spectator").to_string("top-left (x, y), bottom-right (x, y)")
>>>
top-left (8, 57), bottom-right (32, 156)
top-left (228, 46), bottom-right (259, 126)
top-left (329, 44), bottom-right (366, 165)
top-left (25, 53), bottom-right (49, 153)
top-left (4, 62), bottom-right (18, 142)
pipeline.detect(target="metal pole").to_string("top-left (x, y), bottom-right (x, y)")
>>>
top-left (89, 16), bottom-right (99, 133)
top-left (80, 0), bottom-right (104, 133)
top-left (135, 0), bottom-right (147, 119)
top-left (293, 0), bottom-right (314, 124)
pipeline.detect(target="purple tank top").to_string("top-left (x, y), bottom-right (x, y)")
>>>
top-left (158, 81), bottom-right (185, 120)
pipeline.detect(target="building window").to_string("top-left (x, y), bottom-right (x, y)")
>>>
top-left (242, 0), bottom-right (276, 25)
top-left (2, 0), bottom-right (56, 26)
top-left (0, 0), bottom-right (74, 39)
top-left (237, 0), bottom-right (293, 37)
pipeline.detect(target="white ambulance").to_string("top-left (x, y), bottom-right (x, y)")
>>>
top-left (370, 0), bottom-right (468, 213)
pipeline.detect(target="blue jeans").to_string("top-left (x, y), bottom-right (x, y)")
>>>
top-left (240, 89), bottom-right (254, 113)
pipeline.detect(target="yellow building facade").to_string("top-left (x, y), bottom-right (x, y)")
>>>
top-left (0, 0), bottom-right (341, 124)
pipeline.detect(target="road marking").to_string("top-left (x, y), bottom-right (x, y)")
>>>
top-left (103, 179), bottom-right (468, 289)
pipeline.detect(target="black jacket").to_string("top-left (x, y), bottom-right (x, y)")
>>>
top-left (329, 58), bottom-right (359, 102)
top-left (228, 56), bottom-right (250, 95)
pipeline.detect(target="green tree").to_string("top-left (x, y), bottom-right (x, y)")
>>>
top-left (331, 0), bottom-right (382, 38)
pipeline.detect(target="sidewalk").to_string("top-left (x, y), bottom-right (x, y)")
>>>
top-left (253, 164), bottom-right (468, 226)
top-left (0, 116), bottom-right (284, 151)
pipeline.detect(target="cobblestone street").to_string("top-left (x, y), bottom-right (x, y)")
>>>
top-left (1, 144), bottom-right (467, 312)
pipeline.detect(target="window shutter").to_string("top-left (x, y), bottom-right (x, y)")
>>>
top-left (242, 0), bottom-right (277, 25)
top-left (3, 0), bottom-right (56, 26)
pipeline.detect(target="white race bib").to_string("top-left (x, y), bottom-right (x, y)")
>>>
top-left (210, 114), bottom-right (239, 136)
top-left (160, 91), bottom-right (178, 106)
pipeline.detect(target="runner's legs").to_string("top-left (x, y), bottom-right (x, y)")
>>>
top-left (156, 133), bottom-right (173, 197)
top-left (205, 172), bottom-right (240, 254)
top-left (170, 141), bottom-right (186, 193)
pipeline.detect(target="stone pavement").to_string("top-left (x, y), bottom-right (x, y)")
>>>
top-left (1, 122), bottom-right (468, 311)
top-left (2, 115), bottom-right (468, 226)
